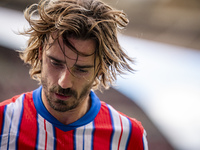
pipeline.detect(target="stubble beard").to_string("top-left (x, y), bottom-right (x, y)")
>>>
top-left (41, 76), bottom-right (93, 112)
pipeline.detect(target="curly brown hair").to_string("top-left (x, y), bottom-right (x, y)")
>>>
top-left (20, 0), bottom-right (134, 90)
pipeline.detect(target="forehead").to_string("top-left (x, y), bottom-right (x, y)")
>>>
top-left (45, 35), bottom-right (97, 63)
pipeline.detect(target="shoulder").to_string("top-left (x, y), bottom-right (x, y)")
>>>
top-left (100, 101), bottom-right (144, 132)
top-left (0, 91), bottom-right (34, 126)
top-left (0, 94), bottom-right (21, 107)
top-left (99, 101), bottom-right (148, 149)
top-left (0, 91), bottom-right (33, 108)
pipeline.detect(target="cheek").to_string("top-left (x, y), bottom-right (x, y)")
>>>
top-left (41, 60), bottom-right (58, 83)
top-left (73, 77), bottom-right (91, 90)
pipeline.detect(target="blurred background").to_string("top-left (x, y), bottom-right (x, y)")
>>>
top-left (0, 0), bottom-right (200, 149)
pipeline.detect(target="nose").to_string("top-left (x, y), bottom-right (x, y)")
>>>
top-left (58, 68), bottom-right (73, 89)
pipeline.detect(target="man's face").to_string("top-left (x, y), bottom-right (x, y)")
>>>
top-left (40, 36), bottom-right (97, 112)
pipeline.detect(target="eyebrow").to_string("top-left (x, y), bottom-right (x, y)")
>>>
top-left (47, 55), bottom-right (94, 68)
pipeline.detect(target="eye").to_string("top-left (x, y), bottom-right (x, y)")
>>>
top-left (76, 67), bottom-right (88, 73)
top-left (50, 60), bottom-right (64, 68)
top-left (73, 66), bottom-right (88, 74)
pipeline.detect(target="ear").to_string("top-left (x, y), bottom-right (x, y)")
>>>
top-left (38, 46), bottom-right (43, 60)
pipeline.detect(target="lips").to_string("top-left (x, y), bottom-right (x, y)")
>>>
top-left (55, 93), bottom-right (72, 100)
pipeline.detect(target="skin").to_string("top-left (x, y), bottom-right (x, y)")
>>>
top-left (39, 36), bottom-right (97, 125)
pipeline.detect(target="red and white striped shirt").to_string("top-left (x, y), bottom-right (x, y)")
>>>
top-left (0, 86), bottom-right (148, 150)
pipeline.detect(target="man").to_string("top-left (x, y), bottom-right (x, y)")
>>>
top-left (0, 0), bottom-right (148, 149)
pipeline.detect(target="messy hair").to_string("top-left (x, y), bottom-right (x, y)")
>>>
top-left (20, 0), bottom-right (134, 90)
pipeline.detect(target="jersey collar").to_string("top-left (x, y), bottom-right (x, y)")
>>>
top-left (33, 86), bottom-right (101, 131)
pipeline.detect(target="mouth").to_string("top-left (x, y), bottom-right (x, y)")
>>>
top-left (55, 93), bottom-right (72, 100)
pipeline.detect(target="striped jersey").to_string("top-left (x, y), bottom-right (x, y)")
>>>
top-left (0, 86), bottom-right (148, 150)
